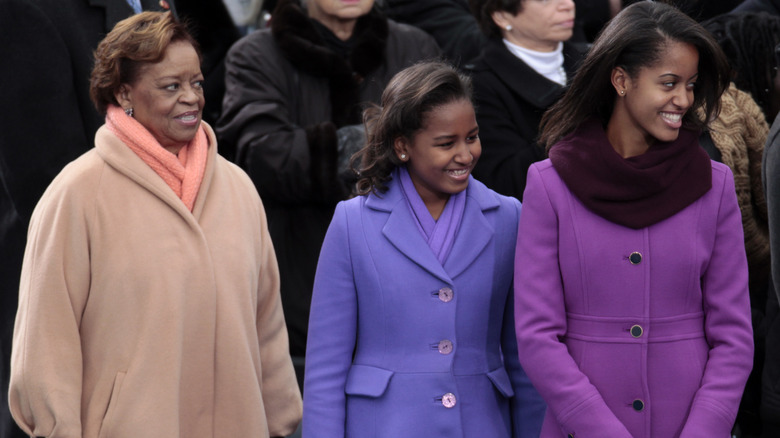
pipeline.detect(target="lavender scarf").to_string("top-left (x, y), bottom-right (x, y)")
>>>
top-left (398, 167), bottom-right (466, 264)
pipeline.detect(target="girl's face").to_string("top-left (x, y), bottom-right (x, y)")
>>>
top-left (492, 0), bottom-right (576, 52)
top-left (608, 40), bottom-right (699, 156)
top-left (395, 99), bottom-right (481, 216)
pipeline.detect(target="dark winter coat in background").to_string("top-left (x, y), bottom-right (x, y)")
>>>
top-left (467, 38), bottom-right (584, 201)
top-left (216, 0), bottom-right (440, 375)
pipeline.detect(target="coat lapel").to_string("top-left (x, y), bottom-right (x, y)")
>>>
top-left (367, 176), bottom-right (498, 283)
top-left (444, 180), bottom-right (496, 278)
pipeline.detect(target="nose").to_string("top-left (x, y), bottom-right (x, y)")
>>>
top-left (673, 86), bottom-right (693, 110)
top-left (180, 84), bottom-right (199, 104)
top-left (455, 140), bottom-right (474, 164)
top-left (559, 0), bottom-right (575, 10)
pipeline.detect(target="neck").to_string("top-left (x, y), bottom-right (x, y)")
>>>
top-left (606, 102), bottom-right (652, 158)
top-left (503, 33), bottom-right (559, 53)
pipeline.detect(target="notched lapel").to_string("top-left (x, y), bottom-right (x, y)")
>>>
top-left (444, 195), bottom-right (494, 279)
top-left (382, 206), bottom-right (452, 284)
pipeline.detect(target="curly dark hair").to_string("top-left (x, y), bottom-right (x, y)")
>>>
top-left (352, 60), bottom-right (474, 195)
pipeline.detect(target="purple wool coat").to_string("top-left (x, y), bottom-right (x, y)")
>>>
top-left (303, 175), bottom-right (546, 437)
top-left (514, 159), bottom-right (753, 438)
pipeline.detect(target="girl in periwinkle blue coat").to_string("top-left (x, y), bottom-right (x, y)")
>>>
top-left (303, 61), bottom-right (546, 438)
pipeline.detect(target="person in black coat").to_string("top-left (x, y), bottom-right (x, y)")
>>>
top-left (466, 0), bottom-right (585, 201)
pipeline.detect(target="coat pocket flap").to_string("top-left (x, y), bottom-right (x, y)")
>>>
top-left (345, 365), bottom-right (394, 397)
top-left (487, 367), bottom-right (515, 398)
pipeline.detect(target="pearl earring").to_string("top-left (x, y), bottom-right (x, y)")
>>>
top-left (619, 90), bottom-right (625, 95)
top-left (400, 154), bottom-right (407, 160)
top-left (505, 25), bottom-right (512, 31)
top-left (125, 107), bottom-right (134, 117)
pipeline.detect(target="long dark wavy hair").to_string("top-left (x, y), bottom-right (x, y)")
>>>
top-left (352, 60), bottom-right (473, 196)
top-left (539, 1), bottom-right (730, 150)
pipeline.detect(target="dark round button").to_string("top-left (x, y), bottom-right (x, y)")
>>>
top-left (629, 252), bottom-right (642, 264)
top-left (630, 325), bottom-right (643, 338)
top-left (568, 434), bottom-right (575, 438)
top-left (632, 399), bottom-right (645, 411)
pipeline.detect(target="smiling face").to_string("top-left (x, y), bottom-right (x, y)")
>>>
top-left (115, 41), bottom-right (204, 154)
top-left (394, 99), bottom-right (481, 218)
top-left (608, 40), bottom-right (699, 157)
top-left (492, 0), bottom-right (576, 52)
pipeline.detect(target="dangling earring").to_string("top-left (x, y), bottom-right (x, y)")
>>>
top-left (125, 107), bottom-right (134, 117)
top-left (505, 25), bottom-right (512, 31)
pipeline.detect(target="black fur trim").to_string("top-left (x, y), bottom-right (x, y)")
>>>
top-left (271, 0), bottom-right (388, 126)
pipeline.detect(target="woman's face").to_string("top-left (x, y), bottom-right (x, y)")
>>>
top-left (609, 41), bottom-right (699, 155)
top-left (308, 0), bottom-right (374, 25)
top-left (116, 41), bottom-right (204, 154)
top-left (394, 99), bottom-right (481, 215)
top-left (493, 0), bottom-right (575, 52)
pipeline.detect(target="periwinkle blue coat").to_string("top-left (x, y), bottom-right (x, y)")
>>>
top-left (303, 175), bottom-right (546, 437)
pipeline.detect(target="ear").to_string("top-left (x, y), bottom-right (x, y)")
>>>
top-left (393, 136), bottom-right (409, 162)
top-left (611, 67), bottom-right (629, 96)
top-left (114, 84), bottom-right (132, 110)
top-left (490, 11), bottom-right (511, 31)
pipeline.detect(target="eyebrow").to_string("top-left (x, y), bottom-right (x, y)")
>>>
top-left (658, 72), bottom-right (699, 80)
top-left (432, 126), bottom-right (479, 141)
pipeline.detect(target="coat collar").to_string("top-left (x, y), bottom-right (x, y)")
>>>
top-left (478, 38), bottom-right (583, 109)
top-left (95, 121), bottom-right (218, 226)
top-left (365, 173), bottom-right (499, 282)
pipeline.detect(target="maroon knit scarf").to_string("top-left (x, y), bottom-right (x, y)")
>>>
top-left (548, 118), bottom-right (712, 229)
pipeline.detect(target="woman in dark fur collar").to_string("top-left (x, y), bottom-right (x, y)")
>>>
top-left (217, 0), bottom-right (439, 390)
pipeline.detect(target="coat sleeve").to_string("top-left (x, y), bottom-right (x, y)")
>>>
top-left (253, 194), bottom-right (303, 436)
top-left (302, 201), bottom-right (359, 437)
top-left (217, 35), bottom-right (342, 205)
top-left (679, 168), bottom-right (754, 437)
top-left (8, 177), bottom-right (93, 438)
top-left (514, 165), bottom-right (633, 437)
top-left (472, 75), bottom-right (544, 202)
top-left (501, 199), bottom-right (547, 438)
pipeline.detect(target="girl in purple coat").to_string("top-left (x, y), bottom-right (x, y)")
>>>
top-left (514, 2), bottom-right (753, 438)
top-left (303, 61), bottom-right (546, 437)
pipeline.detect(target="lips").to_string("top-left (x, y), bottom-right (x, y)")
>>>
top-left (660, 111), bottom-right (683, 128)
top-left (174, 111), bottom-right (200, 125)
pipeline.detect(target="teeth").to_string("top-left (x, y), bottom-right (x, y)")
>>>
top-left (448, 169), bottom-right (468, 176)
top-left (661, 112), bottom-right (681, 123)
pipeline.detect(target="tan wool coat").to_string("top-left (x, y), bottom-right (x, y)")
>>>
top-left (9, 123), bottom-right (302, 437)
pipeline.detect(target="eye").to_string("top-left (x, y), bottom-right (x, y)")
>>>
top-left (193, 80), bottom-right (204, 89)
top-left (164, 83), bottom-right (179, 91)
top-left (436, 141), bottom-right (455, 148)
top-left (662, 81), bottom-right (675, 88)
top-left (467, 133), bottom-right (479, 142)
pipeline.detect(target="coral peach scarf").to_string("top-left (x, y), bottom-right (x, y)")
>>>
top-left (106, 105), bottom-right (208, 211)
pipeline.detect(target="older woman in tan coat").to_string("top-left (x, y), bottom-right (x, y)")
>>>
top-left (8, 12), bottom-right (301, 438)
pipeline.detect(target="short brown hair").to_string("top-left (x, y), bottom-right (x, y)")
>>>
top-left (89, 11), bottom-right (200, 115)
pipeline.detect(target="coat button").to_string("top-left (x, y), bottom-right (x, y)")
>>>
top-left (438, 287), bottom-right (453, 302)
top-left (568, 435), bottom-right (575, 438)
top-left (632, 399), bottom-right (645, 411)
top-left (438, 340), bottom-right (453, 354)
top-left (629, 252), bottom-right (642, 264)
top-left (630, 325), bottom-right (643, 338)
top-left (442, 393), bottom-right (456, 408)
